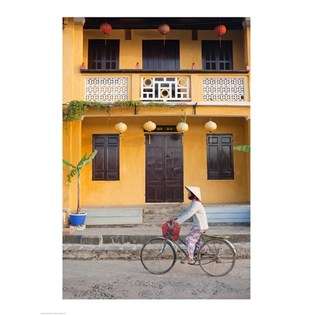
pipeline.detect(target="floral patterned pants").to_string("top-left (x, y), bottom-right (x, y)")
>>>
top-left (185, 226), bottom-right (204, 259)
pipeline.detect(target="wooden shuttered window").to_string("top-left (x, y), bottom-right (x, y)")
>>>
top-left (142, 40), bottom-right (180, 71)
top-left (202, 40), bottom-right (233, 70)
top-left (88, 40), bottom-right (119, 70)
top-left (92, 135), bottom-right (119, 180)
top-left (207, 134), bottom-right (234, 180)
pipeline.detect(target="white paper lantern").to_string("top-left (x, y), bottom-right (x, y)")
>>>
top-left (176, 122), bottom-right (189, 133)
top-left (115, 122), bottom-right (128, 134)
top-left (143, 121), bottom-right (157, 144)
top-left (204, 120), bottom-right (217, 132)
top-left (143, 121), bottom-right (156, 132)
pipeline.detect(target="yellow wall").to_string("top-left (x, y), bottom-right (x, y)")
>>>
top-left (63, 18), bottom-right (84, 104)
top-left (63, 119), bottom-right (82, 211)
top-left (80, 116), bottom-right (249, 206)
top-left (84, 105), bottom-right (250, 119)
top-left (83, 29), bottom-right (246, 70)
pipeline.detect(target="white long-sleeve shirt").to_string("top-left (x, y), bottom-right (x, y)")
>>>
top-left (176, 200), bottom-right (209, 231)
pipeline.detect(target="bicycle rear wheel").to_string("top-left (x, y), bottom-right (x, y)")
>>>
top-left (140, 237), bottom-right (176, 275)
top-left (198, 238), bottom-right (236, 277)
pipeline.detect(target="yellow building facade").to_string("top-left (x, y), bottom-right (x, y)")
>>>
top-left (63, 17), bottom-right (250, 220)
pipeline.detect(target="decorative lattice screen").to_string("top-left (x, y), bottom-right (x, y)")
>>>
top-left (141, 77), bottom-right (190, 101)
top-left (85, 77), bottom-right (128, 102)
top-left (203, 78), bottom-right (245, 102)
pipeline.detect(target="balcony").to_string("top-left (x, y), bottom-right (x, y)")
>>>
top-left (83, 71), bottom-right (249, 105)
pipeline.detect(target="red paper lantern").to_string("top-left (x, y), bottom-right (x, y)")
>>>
top-left (215, 24), bottom-right (227, 37)
top-left (158, 24), bottom-right (170, 35)
top-left (100, 22), bottom-right (112, 35)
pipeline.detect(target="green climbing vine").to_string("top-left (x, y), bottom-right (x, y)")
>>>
top-left (63, 100), bottom-right (189, 121)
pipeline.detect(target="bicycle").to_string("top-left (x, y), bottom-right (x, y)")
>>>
top-left (140, 232), bottom-right (236, 277)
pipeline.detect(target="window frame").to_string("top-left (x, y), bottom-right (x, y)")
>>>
top-left (92, 134), bottom-right (120, 181)
top-left (206, 133), bottom-right (234, 180)
top-left (202, 40), bottom-right (233, 71)
top-left (88, 39), bottom-right (120, 70)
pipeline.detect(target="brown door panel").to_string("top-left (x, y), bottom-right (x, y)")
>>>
top-left (145, 134), bottom-right (183, 202)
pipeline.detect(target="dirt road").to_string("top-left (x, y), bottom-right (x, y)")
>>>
top-left (63, 259), bottom-right (250, 299)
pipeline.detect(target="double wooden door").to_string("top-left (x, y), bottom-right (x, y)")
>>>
top-left (145, 134), bottom-right (183, 202)
top-left (142, 40), bottom-right (180, 71)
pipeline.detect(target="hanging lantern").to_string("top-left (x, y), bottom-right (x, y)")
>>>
top-left (100, 22), bottom-right (112, 35)
top-left (215, 24), bottom-right (227, 48)
top-left (158, 24), bottom-right (170, 35)
top-left (143, 121), bottom-right (156, 144)
top-left (158, 24), bottom-right (170, 47)
top-left (215, 24), bottom-right (227, 37)
top-left (143, 121), bottom-right (156, 132)
top-left (115, 122), bottom-right (127, 134)
top-left (176, 122), bottom-right (189, 133)
top-left (204, 120), bottom-right (217, 133)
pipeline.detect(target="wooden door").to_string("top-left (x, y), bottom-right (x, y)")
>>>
top-left (145, 134), bottom-right (183, 202)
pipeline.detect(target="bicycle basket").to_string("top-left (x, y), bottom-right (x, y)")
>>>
top-left (162, 221), bottom-right (180, 241)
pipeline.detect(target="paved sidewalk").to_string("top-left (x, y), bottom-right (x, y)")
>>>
top-left (64, 224), bottom-right (249, 236)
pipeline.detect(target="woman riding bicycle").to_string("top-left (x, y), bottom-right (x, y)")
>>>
top-left (173, 186), bottom-right (209, 265)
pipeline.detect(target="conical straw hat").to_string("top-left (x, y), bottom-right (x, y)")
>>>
top-left (185, 185), bottom-right (202, 201)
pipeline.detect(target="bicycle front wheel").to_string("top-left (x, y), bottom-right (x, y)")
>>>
top-left (140, 237), bottom-right (176, 275)
top-left (198, 238), bottom-right (236, 277)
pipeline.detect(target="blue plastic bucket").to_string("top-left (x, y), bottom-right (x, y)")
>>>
top-left (69, 213), bottom-right (87, 226)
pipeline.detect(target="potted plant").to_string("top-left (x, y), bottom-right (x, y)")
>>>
top-left (63, 150), bottom-right (97, 227)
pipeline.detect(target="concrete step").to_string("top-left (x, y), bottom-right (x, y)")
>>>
top-left (84, 207), bottom-right (143, 225)
top-left (63, 242), bottom-right (250, 260)
top-left (64, 223), bottom-right (249, 236)
top-left (143, 203), bottom-right (250, 224)
top-left (80, 204), bottom-right (250, 225)
top-left (206, 204), bottom-right (250, 224)
top-left (143, 215), bottom-right (176, 224)
top-left (143, 203), bottom-right (183, 224)
top-left (143, 203), bottom-right (183, 215)
top-left (63, 233), bottom-right (250, 245)
top-left (143, 211), bottom-right (179, 216)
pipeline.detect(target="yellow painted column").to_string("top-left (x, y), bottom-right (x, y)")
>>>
top-left (72, 18), bottom-right (85, 100)
top-left (63, 17), bottom-right (84, 214)
top-left (63, 18), bottom-right (74, 103)
top-left (131, 73), bottom-right (141, 101)
top-left (190, 74), bottom-right (201, 113)
top-left (63, 18), bottom-right (85, 103)
top-left (63, 119), bottom-right (82, 213)
top-left (243, 18), bottom-right (251, 69)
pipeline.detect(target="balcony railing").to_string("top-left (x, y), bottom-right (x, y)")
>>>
top-left (202, 77), bottom-right (245, 102)
top-left (140, 76), bottom-right (190, 102)
top-left (83, 72), bottom-right (249, 104)
top-left (85, 77), bottom-right (129, 102)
